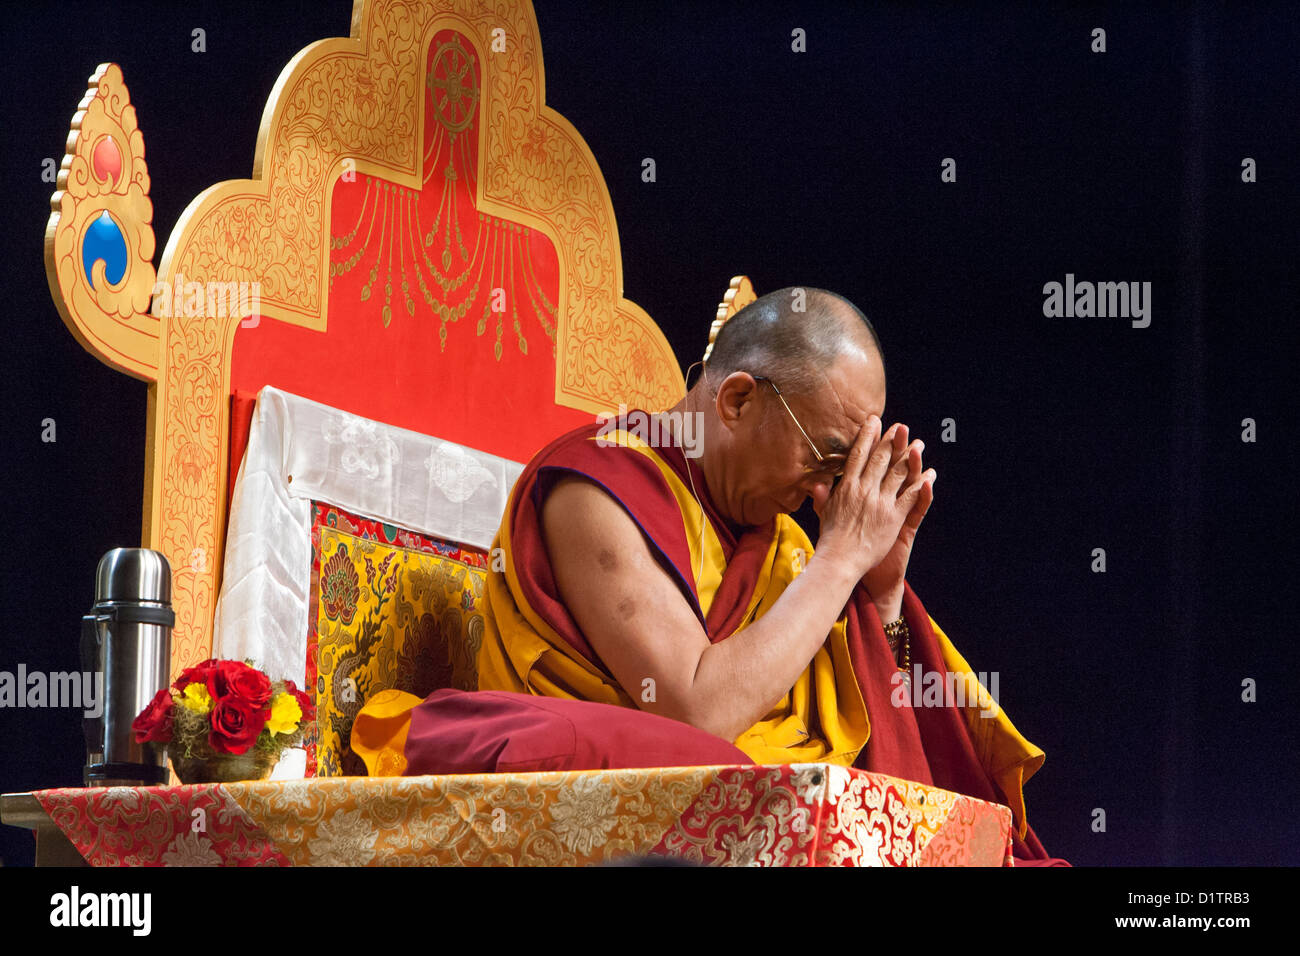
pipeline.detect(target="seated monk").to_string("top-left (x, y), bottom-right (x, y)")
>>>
top-left (358, 285), bottom-right (1067, 865)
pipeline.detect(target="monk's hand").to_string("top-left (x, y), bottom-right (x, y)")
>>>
top-left (859, 423), bottom-right (935, 622)
top-left (813, 416), bottom-right (935, 589)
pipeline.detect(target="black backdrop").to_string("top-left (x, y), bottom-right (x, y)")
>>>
top-left (1, 0), bottom-right (1296, 868)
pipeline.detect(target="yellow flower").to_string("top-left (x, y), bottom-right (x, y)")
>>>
top-left (178, 682), bottom-right (213, 714)
top-left (266, 692), bottom-right (303, 736)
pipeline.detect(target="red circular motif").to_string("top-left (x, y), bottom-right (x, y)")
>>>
top-left (91, 135), bottom-right (122, 187)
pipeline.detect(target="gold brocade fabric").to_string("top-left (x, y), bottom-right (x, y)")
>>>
top-left (32, 765), bottom-right (1015, 866)
top-left (313, 520), bottom-right (488, 775)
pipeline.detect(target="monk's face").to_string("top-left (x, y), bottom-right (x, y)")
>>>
top-left (710, 349), bottom-right (886, 527)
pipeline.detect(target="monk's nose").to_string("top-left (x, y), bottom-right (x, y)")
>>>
top-left (804, 473), bottom-right (834, 495)
top-left (807, 477), bottom-right (834, 514)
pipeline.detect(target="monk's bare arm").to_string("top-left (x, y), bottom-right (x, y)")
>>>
top-left (540, 474), bottom-right (861, 742)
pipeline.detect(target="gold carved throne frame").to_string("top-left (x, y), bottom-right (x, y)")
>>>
top-left (41, 0), bottom-right (765, 682)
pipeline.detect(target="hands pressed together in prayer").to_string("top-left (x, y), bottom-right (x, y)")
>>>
top-left (811, 416), bottom-right (935, 625)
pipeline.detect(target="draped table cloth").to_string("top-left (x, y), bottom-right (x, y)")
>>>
top-left (24, 763), bottom-right (1014, 866)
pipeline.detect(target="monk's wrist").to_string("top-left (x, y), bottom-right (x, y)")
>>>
top-left (807, 549), bottom-right (863, 594)
top-left (871, 586), bottom-right (904, 626)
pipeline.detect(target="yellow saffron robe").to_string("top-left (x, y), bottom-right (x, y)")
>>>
top-left (474, 421), bottom-right (1048, 845)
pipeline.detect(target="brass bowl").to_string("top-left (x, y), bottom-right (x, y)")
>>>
top-left (168, 748), bottom-right (279, 784)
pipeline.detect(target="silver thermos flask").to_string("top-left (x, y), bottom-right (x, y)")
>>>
top-left (80, 548), bottom-right (175, 786)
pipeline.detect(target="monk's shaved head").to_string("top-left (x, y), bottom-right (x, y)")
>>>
top-left (680, 285), bottom-right (889, 526)
top-left (702, 287), bottom-right (885, 395)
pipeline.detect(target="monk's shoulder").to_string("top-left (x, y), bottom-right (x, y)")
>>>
top-left (540, 473), bottom-right (635, 553)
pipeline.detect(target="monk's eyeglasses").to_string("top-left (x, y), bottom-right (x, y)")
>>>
top-left (751, 376), bottom-right (846, 479)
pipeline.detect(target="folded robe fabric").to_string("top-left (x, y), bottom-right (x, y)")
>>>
top-left (353, 687), bottom-right (754, 774)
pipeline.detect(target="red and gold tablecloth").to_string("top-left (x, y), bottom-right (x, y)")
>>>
top-left (32, 763), bottom-right (1014, 866)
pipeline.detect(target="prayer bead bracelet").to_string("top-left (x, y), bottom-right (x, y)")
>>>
top-left (884, 616), bottom-right (910, 672)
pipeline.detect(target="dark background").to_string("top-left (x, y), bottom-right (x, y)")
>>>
top-left (1, 0), bottom-right (1296, 867)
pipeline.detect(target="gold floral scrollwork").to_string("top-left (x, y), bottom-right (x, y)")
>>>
top-left (45, 62), bottom-right (159, 380)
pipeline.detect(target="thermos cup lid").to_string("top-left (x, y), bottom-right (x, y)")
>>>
top-left (94, 548), bottom-right (173, 605)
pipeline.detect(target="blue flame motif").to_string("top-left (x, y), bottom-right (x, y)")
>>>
top-left (81, 211), bottom-right (127, 288)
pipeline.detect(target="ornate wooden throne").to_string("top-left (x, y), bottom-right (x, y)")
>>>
top-left (13, 0), bottom-right (1018, 865)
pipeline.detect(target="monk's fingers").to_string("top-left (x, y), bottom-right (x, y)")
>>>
top-left (891, 423), bottom-right (909, 460)
top-left (909, 441), bottom-right (925, 482)
top-left (882, 435), bottom-right (919, 496)
top-left (883, 426), bottom-right (912, 471)
top-left (897, 489), bottom-right (932, 554)
top-left (893, 440), bottom-right (924, 497)
top-left (912, 472), bottom-right (935, 523)
top-left (864, 422), bottom-right (902, 487)
top-left (843, 415), bottom-right (882, 481)
top-left (900, 469), bottom-right (936, 524)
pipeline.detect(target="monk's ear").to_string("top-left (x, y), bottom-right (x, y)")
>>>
top-left (714, 371), bottom-right (762, 429)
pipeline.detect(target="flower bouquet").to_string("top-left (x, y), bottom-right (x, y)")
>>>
top-left (132, 658), bottom-right (316, 784)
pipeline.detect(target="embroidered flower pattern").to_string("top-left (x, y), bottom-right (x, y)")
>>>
top-left (550, 777), bottom-right (619, 855)
top-left (395, 613), bottom-right (453, 698)
top-left (160, 829), bottom-right (222, 866)
top-left (307, 808), bottom-right (378, 866)
top-left (322, 546), bottom-right (361, 624)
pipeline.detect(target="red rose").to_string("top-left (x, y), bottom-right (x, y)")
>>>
top-left (172, 658), bottom-right (220, 692)
top-left (132, 688), bottom-right (175, 743)
top-left (208, 698), bottom-right (270, 754)
top-left (283, 678), bottom-right (316, 722)
top-left (209, 660), bottom-right (272, 708)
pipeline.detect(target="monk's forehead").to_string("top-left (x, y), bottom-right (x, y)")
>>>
top-left (811, 351), bottom-right (884, 450)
